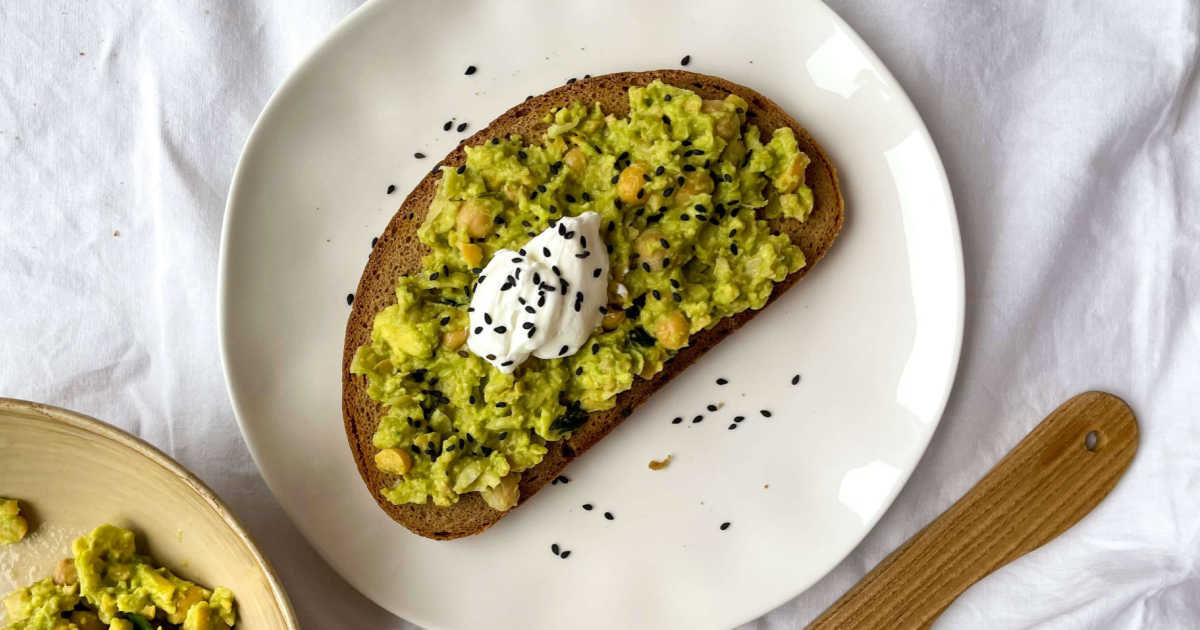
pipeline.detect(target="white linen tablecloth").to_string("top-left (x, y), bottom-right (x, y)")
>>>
top-left (2, 1), bottom-right (1197, 627)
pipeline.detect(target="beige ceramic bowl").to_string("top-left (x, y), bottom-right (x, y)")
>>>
top-left (0, 398), bottom-right (298, 629)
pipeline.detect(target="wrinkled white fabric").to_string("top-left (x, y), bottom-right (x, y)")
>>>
top-left (0, 2), bottom-right (1196, 628)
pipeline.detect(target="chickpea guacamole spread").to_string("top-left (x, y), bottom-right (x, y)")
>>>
top-left (2, 525), bottom-right (236, 630)
top-left (351, 80), bottom-right (813, 509)
top-left (0, 499), bottom-right (28, 546)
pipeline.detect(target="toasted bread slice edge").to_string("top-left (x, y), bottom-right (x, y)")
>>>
top-left (342, 70), bottom-right (845, 540)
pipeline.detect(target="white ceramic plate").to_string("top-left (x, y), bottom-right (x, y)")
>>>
top-left (0, 399), bottom-right (298, 629)
top-left (219, 1), bottom-right (962, 628)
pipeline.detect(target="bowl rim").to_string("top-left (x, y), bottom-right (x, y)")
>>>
top-left (0, 397), bottom-right (301, 630)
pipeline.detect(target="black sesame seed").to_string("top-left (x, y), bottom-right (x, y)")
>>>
top-left (456, 165), bottom-right (466, 174)
top-left (560, 550), bottom-right (571, 559)
top-left (566, 77), bottom-right (577, 83)
top-left (582, 503), bottom-right (593, 510)
top-left (760, 409), bottom-right (772, 418)
top-left (716, 378), bottom-right (728, 385)
top-left (494, 325), bottom-right (507, 333)
top-left (792, 374), bottom-right (801, 385)
top-left (734, 415), bottom-right (745, 423)
top-left (682, 139), bottom-right (692, 147)
top-left (681, 214), bottom-right (690, 221)
top-left (591, 343), bottom-right (599, 354)
top-left (551, 543), bottom-right (560, 555)
top-left (496, 401), bottom-right (507, 408)
top-left (518, 150), bottom-right (527, 160)
top-left (641, 262), bottom-right (651, 272)
top-left (662, 114), bottom-right (671, 125)
top-left (670, 278), bottom-right (680, 288)
top-left (660, 238), bottom-right (670, 248)
top-left (443, 120), bottom-right (453, 131)
top-left (386, 184), bottom-right (396, 194)
top-left (655, 165), bottom-right (665, 176)
top-left (692, 415), bottom-right (704, 423)
top-left (557, 475), bottom-right (570, 484)
top-left (500, 432), bottom-right (508, 439)
top-left (414, 152), bottom-right (426, 159)
top-left (559, 345), bottom-right (569, 356)
top-left (491, 137), bottom-right (499, 144)
top-left (664, 187), bottom-right (674, 197)
top-left (346, 293), bottom-right (354, 305)
top-left (611, 175), bottom-right (619, 184)
top-left (683, 164), bottom-right (696, 172)
top-left (484, 313), bottom-right (492, 324)
top-left (582, 192), bottom-right (592, 202)
top-left (681, 54), bottom-right (691, 66)
top-left (593, 268), bottom-right (602, 278)
top-left (604, 512), bottom-right (614, 520)
top-left (575, 366), bottom-right (583, 376)
top-left (465, 65), bottom-right (477, 75)
top-left (486, 353), bottom-right (496, 360)
top-left (672, 416), bottom-right (683, 424)
top-left (664, 94), bottom-right (672, 101)
top-left (730, 243), bottom-right (739, 255)
top-left (474, 326), bottom-right (483, 334)
top-left (410, 444), bottom-right (421, 455)
top-left (728, 423), bottom-right (737, 430)
top-left (652, 289), bottom-right (661, 300)
top-left (457, 122), bottom-right (468, 132)
top-left (439, 316), bottom-right (450, 325)
top-left (481, 446), bottom-right (493, 455)
top-left (707, 404), bottom-right (718, 412)
top-left (371, 236), bottom-right (378, 248)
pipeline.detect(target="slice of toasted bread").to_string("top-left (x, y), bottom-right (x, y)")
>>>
top-left (343, 70), bottom-right (844, 540)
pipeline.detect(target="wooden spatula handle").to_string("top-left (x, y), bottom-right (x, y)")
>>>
top-left (807, 391), bottom-right (1138, 630)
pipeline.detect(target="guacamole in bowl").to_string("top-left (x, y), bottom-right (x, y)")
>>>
top-left (2, 525), bottom-right (235, 630)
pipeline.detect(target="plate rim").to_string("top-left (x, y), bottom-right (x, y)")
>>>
top-left (217, 0), bottom-right (964, 626)
top-left (0, 397), bottom-right (301, 630)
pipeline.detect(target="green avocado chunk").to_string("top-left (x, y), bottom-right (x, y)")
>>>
top-left (352, 80), bottom-right (812, 508)
top-left (0, 498), bottom-right (28, 546)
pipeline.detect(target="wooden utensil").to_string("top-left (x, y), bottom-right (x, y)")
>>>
top-left (807, 391), bottom-right (1138, 630)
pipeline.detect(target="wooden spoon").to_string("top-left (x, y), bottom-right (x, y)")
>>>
top-left (807, 391), bottom-right (1138, 630)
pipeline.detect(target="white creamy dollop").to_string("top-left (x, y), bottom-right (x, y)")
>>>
top-left (467, 212), bottom-right (610, 373)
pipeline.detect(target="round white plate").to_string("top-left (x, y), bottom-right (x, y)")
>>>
top-left (219, 1), bottom-right (963, 629)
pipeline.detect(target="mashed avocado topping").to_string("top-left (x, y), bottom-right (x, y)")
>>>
top-left (3, 525), bottom-right (236, 630)
top-left (0, 499), bottom-right (28, 546)
top-left (351, 80), bottom-right (813, 508)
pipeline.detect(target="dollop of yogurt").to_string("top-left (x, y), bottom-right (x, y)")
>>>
top-left (467, 212), bottom-right (610, 373)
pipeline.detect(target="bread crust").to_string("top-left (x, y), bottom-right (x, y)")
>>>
top-left (342, 70), bottom-right (844, 539)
